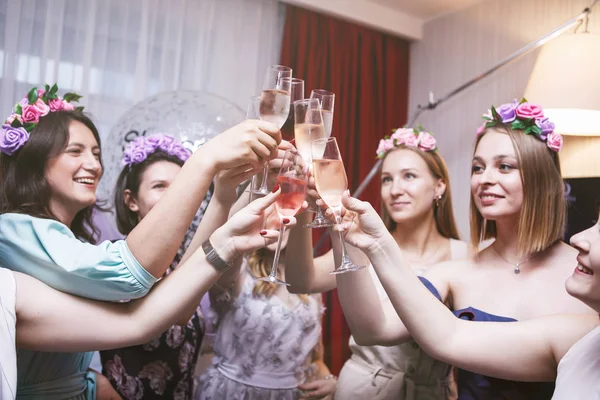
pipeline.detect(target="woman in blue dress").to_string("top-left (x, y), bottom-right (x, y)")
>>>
top-left (0, 84), bottom-right (281, 399)
top-left (1, 190), bottom-right (293, 400)
top-left (334, 100), bottom-right (597, 399)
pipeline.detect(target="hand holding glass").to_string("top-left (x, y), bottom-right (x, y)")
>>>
top-left (258, 148), bottom-right (307, 285)
top-left (311, 137), bottom-right (365, 274)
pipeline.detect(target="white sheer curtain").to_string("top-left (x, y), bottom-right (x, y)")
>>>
top-left (0, 0), bottom-right (285, 138)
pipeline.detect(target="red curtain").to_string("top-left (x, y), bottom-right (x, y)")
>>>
top-left (280, 6), bottom-right (411, 375)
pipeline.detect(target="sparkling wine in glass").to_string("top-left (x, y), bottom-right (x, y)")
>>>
top-left (312, 137), bottom-right (365, 274)
top-left (310, 89), bottom-right (334, 137)
top-left (252, 65), bottom-right (293, 195)
top-left (293, 98), bottom-right (327, 165)
top-left (280, 77), bottom-right (305, 142)
top-left (258, 148), bottom-right (307, 285)
top-left (305, 89), bottom-right (336, 228)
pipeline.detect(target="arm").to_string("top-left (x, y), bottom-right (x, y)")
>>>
top-left (339, 192), bottom-right (597, 382)
top-left (15, 190), bottom-right (294, 352)
top-left (126, 120), bottom-right (281, 278)
top-left (285, 212), bottom-right (337, 294)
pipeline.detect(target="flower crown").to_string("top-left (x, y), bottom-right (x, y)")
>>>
top-left (376, 127), bottom-right (437, 158)
top-left (122, 134), bottom-right (191, 167)
top-left (477, 99), bottom-right (563, 152)
top-left (0, 84), bottom-right (83, 156)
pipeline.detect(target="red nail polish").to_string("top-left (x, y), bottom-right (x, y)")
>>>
top-left (260, 230), bottom-right (267, 235)
top-left (282, 218), bottom-right (290, 224)
top-left (271, 184), bottom-right (280, 193)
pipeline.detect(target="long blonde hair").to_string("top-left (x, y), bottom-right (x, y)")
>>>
top-left (248, 249), bottom-right (309, 304)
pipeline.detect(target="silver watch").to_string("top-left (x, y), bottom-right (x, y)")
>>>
top-left (202, 239), bottom-right (233, 272)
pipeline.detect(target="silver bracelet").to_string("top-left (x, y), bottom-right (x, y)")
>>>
top-left (323, 374), bottom-right (337, 380)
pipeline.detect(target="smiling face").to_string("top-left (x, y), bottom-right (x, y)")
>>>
top-left (45, 120), bottom-right (102, 225)
top-left (470, 130), bottom-right (524, 224)
top-left (124, 160), bottom-right (182, 221)
top-left (566, 218), bottom-right (600, 312)
top-left (380, 148), bottom-right (445, 226)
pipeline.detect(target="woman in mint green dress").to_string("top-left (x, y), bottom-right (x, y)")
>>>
top-left (1, 190), bottom-right (293, 400)
top-left (0, 84), bottom-right (281, 399)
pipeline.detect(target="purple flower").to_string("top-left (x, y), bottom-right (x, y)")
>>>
top-left (0, 124), bottom-right (29, 155)
top-left (156, 135), bottom-right (175, 152)
top-left (496, 102), bottom-right (517, 123)
top-left (170, 144), bottom-right (191, 161)
top-left (535, 117), bottom-right (555, 140)
top-left (122, 147), bottom-right (149, 166)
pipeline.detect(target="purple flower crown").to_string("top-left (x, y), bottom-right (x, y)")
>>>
top-left (122, 134), bottom-right (191, 167)
top-left (376, 127), bottom-right (437, 158)
top-left (477, 98), bottom-right (563, 152)
top-left (0, 84), bottom-right (83, 156)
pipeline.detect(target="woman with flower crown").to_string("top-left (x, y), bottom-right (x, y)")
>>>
top-left (99, 133), bottom-right (273, 400)
top-left (284, 129), bottom-right (468, 399)
top-left (0, 190), bottom-right (295, 400)
top-left (333, 100), bottom-right (597, 399)
top-left (0, 84), bottom-right (281, 399)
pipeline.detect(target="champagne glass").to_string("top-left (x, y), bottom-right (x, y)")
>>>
top-left (252, 65), bottom-right (293, 195)
top-left (280, 77), bottom-right (305, 142)
top-left (305, 89), bottom-right (335, 228)
top-left (258, 147), bottom-right (307, 285)
top-left (247, 96), bottom-right (265, 198)
top-left (312, 137), bottom-right (365, 274)
top-left (293, 98), bottom-right (331, 227)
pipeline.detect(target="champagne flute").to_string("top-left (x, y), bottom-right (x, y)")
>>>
top-left (258, 147), bottom-right (307, 285)
top-left (293, 98), bottom-right (326, 166)
top-left (305, 89), bottom-right (335, 228)
top-left (247, 96), bottom-right (266, 198)
top-left (312, 137), bottom-right (365, 274)
top-left (280, 77), bottom-right (305, 142)
top-left (252, 65), bottom-right (293, 195)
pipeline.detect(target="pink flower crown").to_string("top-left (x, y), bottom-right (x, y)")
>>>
top-left (0, 84), bottom-right (83, 156)
top-left (477, 98), bottom-right (563, 152)
top-left (376, 127), bottom-right (437, 158)
top-left (122, 134), bottom-right (191, 167)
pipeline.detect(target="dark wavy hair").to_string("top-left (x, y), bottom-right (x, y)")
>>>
top-left (114, 151), bottom-right (185, 235)
top-left (0, 111), bottom-right (104, 243)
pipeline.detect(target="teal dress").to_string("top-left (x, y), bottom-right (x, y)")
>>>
top-left (0, 213), bottom-right (158, 400)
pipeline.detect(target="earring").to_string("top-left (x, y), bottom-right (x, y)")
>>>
top-left (435, 195), bottom-right (441, 207)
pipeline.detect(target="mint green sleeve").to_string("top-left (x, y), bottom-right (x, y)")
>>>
top-left (0, 213), bottom-right (157, 301)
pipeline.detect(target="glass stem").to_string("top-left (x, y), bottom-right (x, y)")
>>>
top-left (259, 164), bottom-right (269, 192)
top-left (269, 223), bottom-right (287, 278)
top-left (333, 209), bottom-right (349, 261)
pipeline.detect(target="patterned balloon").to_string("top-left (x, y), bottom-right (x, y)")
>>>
top-left (98, 90), bottom-right (244, 202)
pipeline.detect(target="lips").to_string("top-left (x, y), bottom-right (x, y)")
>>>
top-left (577, 263), bottom-right (594, 275)
top-left (74, 177), bottom-right (96, 185)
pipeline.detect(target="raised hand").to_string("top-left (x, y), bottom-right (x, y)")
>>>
top-left (202, 120), bottom-right (282, 171)
top-left (336, 190), bottom-right (390, 254)
top-left (209, 189), bottom-right (296, 262)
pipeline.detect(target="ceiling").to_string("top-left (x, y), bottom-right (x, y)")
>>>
top-left (366, 0), bottom-right (487, 21)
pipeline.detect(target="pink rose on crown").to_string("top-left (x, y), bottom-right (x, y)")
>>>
top-left (515, 103), bottom-right (544, 120)
top-left (392, 128), bottom-right (419, 147)
top-left (417, 132), bottom-right (437, 151)
top-left (62, 101), bottom-right (75, 111)
top-left (48, 98), bottom-right (63, 112)
top-left (376, 138), bottom-right (394, 156)
top-left (33, 98), bottom-right (50, 116)
top-left (21, 104), bottom-right (41, 123)
top-left (546, 132), bottom-right (563, 152)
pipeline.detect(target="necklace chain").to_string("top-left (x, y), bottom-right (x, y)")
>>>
top-left (492, 243), bottom-right (534, 274)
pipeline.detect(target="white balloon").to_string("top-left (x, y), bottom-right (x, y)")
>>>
top-left (98, 90), bottom-right (244, 202)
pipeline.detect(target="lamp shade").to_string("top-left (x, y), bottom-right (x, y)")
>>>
top-left (524, 33), bottom-right (600, 136)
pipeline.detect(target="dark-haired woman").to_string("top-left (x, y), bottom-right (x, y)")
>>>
top-left (0, 85), bottom-right (281, 399)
